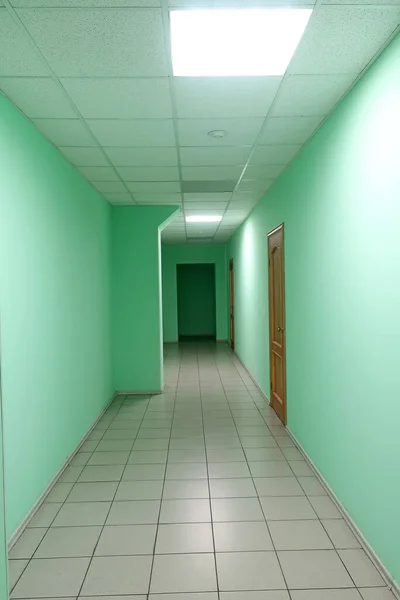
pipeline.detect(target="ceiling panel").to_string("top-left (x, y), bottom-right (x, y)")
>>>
top-left (290, 6), bottom-right (400, 75)
top-left (126, 181), bottom-right (181, 193)
top-left (13, 1), bottom-right (161, 5)
top-left (134, 194), bottom-right (182, 204)
top-left (179, 146), bottom-right (251, 167)
top-left (244, 164), bottom-right (286, 179)
top-left (231, 191), bottom-right (264, 204)
top-left (59, 146), bottom-right (109, 167)
top-left (169, 0), bottom-right (316, 5)
top-left (78, 166), bottom-right (119, 181)
top-left (237, 179), bottom-right (273, 192)
top-left (18, 8), bottom-right (168, 77)
top-left (181, 166), bottom-right (243, 181)
top-left (174, 77), bottom-right (281, 118)
top-left (116, 166), bottom-right (180, 181)
top-left (102, 193), bottom-right (134, 204)
top-left (0, 77), bottom-right (77, 118)
top-left (178, 118), bottom-right (264, 146)
top-left (184, 193), bottom-right (232, 203)
top-left (322, 0), bottom-right (400, 4)
top-left (87, 119), bottom-right (176, 146)
top-left (251, 144), bottom-right (302, 165)
top-left (271, 74), bottom-right (357, 117)
top-left (61, 78), bottom-right (172, 119)
top-left (93, 181), bottom-right (128, 193)
top-left (105, 147), bottom-right (178, 167)
top-left (32, 118), bottom-right (96, 146)
top-left (183, 202), bottom-right (228, 210)
top-left (259, 116), bottom-right (323, 145)
top-left (0, 10), bottom-right (48, 76)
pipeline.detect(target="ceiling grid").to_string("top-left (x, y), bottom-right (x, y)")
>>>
top-left (0, 0), bottom-right (399, 244)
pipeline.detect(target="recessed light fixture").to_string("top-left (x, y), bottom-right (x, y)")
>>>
top-left (208, 130), bottom-right (227, 139)
top-left (186, 215), bottom-right (223, 223)
top-left (170, 8), bottom-right (312, 76)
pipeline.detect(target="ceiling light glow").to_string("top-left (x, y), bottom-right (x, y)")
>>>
top-left (186, 215), bottom-right (223, 223)
top-left (170, 9), bottom-right (312, 77)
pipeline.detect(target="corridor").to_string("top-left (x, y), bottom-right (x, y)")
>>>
top-left (8, 343), bottom-right (389, 599)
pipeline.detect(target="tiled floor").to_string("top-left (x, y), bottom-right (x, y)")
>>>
top-left (8, 342), bottom-right (395, 600)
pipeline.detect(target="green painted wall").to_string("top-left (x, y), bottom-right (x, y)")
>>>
top-left (0, 387), bottom-right (8, 598)
top-left (228, 34), bottom-right (400, 585)
top-left (177, 264), bottom-right (216, 337)
top-left (112, 206), bottom-right (179, 392)
top-left (162, 245), bottom-right (228, 342)
top-left (0, 93), bottom-right (113, 538)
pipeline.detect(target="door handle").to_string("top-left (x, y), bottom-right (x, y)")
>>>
top-left (277, 326), bottom-right (284, 332)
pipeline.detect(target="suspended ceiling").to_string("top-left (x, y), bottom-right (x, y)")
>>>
top-left (0, 0), bottom-right (399, 244)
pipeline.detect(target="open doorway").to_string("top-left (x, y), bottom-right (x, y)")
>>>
top-left (177, 264), bottom-right (216, 341)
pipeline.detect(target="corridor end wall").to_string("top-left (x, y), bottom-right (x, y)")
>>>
top-left (228, 34), bottom-right (400, 585)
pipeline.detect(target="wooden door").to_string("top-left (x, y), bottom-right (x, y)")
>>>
top-left (229, 259), bottom-right (235, 350)
top-left (268, 224), bottom-right (287, 424)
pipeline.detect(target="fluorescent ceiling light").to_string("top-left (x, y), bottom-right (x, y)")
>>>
top-left (186, 215), bottom-right (222, 223)
top-left (170, 9), bottom-right (312, 77)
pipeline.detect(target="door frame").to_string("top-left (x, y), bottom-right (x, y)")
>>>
top-left (267, 223), bottom-right (287, 425)
top-left (229, 259), bottom-right (235, 350)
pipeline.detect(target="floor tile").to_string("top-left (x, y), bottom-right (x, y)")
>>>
top-left (88, 451), bottom-right (129, 465)
top-left (290, 591), bottom-right (361, 599)
top-left (11, 557), bottom-right (90, 598)
top-left (138, 428), bottom-right (171, 439)
top-left (134, 438), bottom-right (169, 450)
top-left (338, 549), bottom-right (386, 587)
top-left (96, 439), bottom-right (133, 451)
top-left (9, 528), bottom-right (47, 559)
top-left (28, 503), bottom-right (62, 528)
top-left (95, 524), bottom-right (157, 555)
top-left (244, 448), bottom-right (285, 461)
top-left (123, 464), bottom-right (166, 480)
top-left (309, 496), bottom-right (342, 519)
top-left (240, 436), bottom-right (277, 448)
top-left (106, 500), bottom-right (160, 525)
top-left (166, 463), bottom-right (208, 480)
top-left (59, 466), bottom-right (84, 483)
top-left (248, 461), bottom-right (293, 478)
top-left (213, 521), bottom-right (273, 551)
top-left (70, 452), bottom-right (92, 466)
top-left (208, 463), bottom-right (250, 479)
top-left (278, 550), bottom-right (354, 589)
top-left (205, 438), bottom-right (242, 449)
top-left (209, 478), bottom-right (257, 498)
top-left (8, 560), bottom-right (29, 590)
top-left (321, 519), bottom-right (361, 549)
top-left (102, 429), bottom-right (137, 440)
top-left (156, 523), bottom-right (214, 553)
top-left (163, 479), bottom-right (210, 499)
top-left (129, 450), bottom-right (168, 464)
top-left (206, 449), bottom-right (246, 462)
top-left (160, 499), bottom-right (211, 523)
top-left (35, 526), bottom-right (101, 558)
top-left (359, 589), bottom-right (397, 600)
top-left (67, 481), bottom-right (118, 502)
top-left (81, 555), bottom-right (152, 595)
top-left (45, 482), bottom-right (74, 502)
top-left (168, 449), bottom-right (206, 463)
top-left (169, 438), bottom-right (205, 450)
top-left (220, 593), bottom-right (289, 600)
top-left (298, 476), bottom-right (327, 496)
top-left (78, 465), bottom-right (124, 482)
top-left (150, 553), bottom-right (217, 593)
top-left (288, 460), bottom-right (314, 476)
top-left (211, 498), bottom-right (264, 522)
top-left (254, 477), bottom-right (304, 497)
top-left (269, 520), bottom-right (333, 550)
top-left (149, 594), bottom-right (218, 600)
top-left (261, 496), bottom-right (317, 520)
top-left (53, 501), bottom-right (111, 526)
top-left (116, 480), bottom-right (164, 500)
top-left (216, 551), bottom-right (285, 591)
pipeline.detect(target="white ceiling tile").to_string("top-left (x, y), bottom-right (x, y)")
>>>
top-left (179, 146), bottom-right (251, 167)
top-left (93, 181), bottom-right (127, 193)
top-left (259, 116), bottom-right (323, 144)
top-left (237, 179), bottom-right (273, 192)
top-left (116, 166), bottom-right (180, 181)
top-left (103, 193), bottom-right (134, 203)
top-left (126, 182), bottom-right (181, 193)
top-left (78, 166), bottom-right (119, 181)
top-left (18, 8), bottom-right (168, 76)
top-left (251, 144), bottom-right (302, 165)
top-left (87, 120), bottom-right (176, 146)
top-left (182, 166), bottom-right (243, 181)
top-left (244, 164), bottom-right (286, 179)
top-left (183, 192), bottom-right (231, 203)
top-left (169, 0), bottom-right (315, 5)
top-left (62, 78), bottom-right (172, 119)
top-left (0, 77), bottom-right (77, 118)
top-left (59, 146), bottom-right (109, 166)
top-left (105, 146), bottom-right (178, 167)
top-left (185, 209), bottom-right (223, 215)
top-left (178, 118), bottom-right (264, 146)
top-left (0, 10), bottom-right (48, 75)
top-left (183, 202), bottom-right (228, 210)
top-left (174, 77), bottom-right (281, 118)
top-left (32, 118), bottom-right (96, 146)
top-left (133, 194), bottom-right (182, 204)
top-left (290, 6), bottom-right (400, 74)
top-left (271, 74), bottom-right (356, 117)
top-left (14, 1), bottom-right (160, 5)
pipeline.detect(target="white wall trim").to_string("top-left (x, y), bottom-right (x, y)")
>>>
top-left (8, 391), bottom-right (117, 550)
top-left (116, 390), bottom-right (162, 395)
top-left (286, 427), bottom-right (400, 599)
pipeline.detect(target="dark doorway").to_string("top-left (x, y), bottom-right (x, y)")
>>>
top-left (177, 264), bottom-right (216, 341)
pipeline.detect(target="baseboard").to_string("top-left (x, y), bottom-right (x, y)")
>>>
top-left (8, 391), bottom-right (117, 550)
top-left (286, 427), bottom-right (400, 599)
top-left (233, 349), bottom-right (270, 403)
top-left (116, 389), bottom-right (163, 395)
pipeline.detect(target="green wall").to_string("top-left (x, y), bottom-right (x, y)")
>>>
top-left (112, 206), bottom-right (179, 392)
top-left (0, 385), bottom-right (8, 597)
top-left (0, 93), bottom-right (113, 538)
top-left (162, 245), bottom-right (228, 342)
top-left (177, 264), bottom-right (216, 337)
top-left (228, 34), bottom-right (400, 585)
